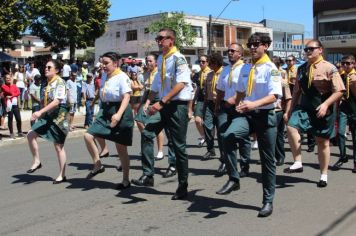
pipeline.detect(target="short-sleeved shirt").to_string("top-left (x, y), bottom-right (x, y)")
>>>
top-left (82, 81), bottom-right (95, 99)
top-left (205, 68), bottom-right (223, 101)
top-left (216, 63), bottom-right (245, 101)
top-left (66, 80), bottom-right (77, 103)
top-left (99, 71), bottom-right (132, 102)
top-left (275, 78), bottom-right (292, 110)
top-left (286, 65), bottom-right (297, 85)
top-left (46, 77), bottom-right (67, 105)
top-left (151, 51), bottom-right (192, 101)
top-left (26, 68), bottom-right (41, 81)
top-left (29, 83), bottom-right (41, 106)
top-left (62, 64), bottom-right (71, 77)
top-left (237, 61), bottom-right (283, 109)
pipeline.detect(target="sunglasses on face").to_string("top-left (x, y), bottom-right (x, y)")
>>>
top-left (285, 59), bottom-right (292, 62)
top-left (199, 60), bottom-right (207, 64)
top-left (227, 49), bottom-right (238, 53)
top-left (303, 47), bottom-right (320, 53)
top-left (341, 61), bottom-right (353, 66)
top-left (45, 66), bottom-right (52, 70)
top-left (246, 42), bottom-right (262, 49)
top-left (155, 35), bottom-right (170, 42)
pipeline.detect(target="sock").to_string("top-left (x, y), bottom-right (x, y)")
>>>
top-left (290, 161), bottom-right (302, 170)
top-left (320, 174), bottom-right (327, 182)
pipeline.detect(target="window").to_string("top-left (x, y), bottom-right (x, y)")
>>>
top-left (319, 19), bottom-right (356, 36)
top-left (116, 32), bottom-right (120, 38)
top-left (126, 30), bottom-right (137, 41)
top-left (24, 46), bottom-right (31, 51)
top-left (191, 26), bottom-right (202, 38)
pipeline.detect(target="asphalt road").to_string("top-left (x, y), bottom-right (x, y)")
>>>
top-left (1, 124), bottom-right (356, 236)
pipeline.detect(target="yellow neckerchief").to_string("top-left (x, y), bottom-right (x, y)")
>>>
top-left (308, 56), bottom-right (324, 88)
top-left (161, 46), bottom-right (178, 93)
top-left (44, 75), bottom-right (60, 106)
top-left (199, 66), bottom-right (210, 89)
top-left (287, 65), bottom-right (296, 84)
top-left (246, 54), bottom-right (271, 96)
top-left (346, 69), bottom-right (356, 98)
top-left (147, 67), bottom-right (158, 89)
top-left (101, 68), bottom-right (122, 98)
top-left (211, 66), bottom-right (223, 94)
top-left (229, 60), bottom-right (244, 87)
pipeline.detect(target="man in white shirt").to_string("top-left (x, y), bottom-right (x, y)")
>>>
top-left (62, 60), bottom-right (71, 81)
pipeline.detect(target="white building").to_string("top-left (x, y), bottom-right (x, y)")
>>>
top-left (95, 13), bottom-right (273, 65)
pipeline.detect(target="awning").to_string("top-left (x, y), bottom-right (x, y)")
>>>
top-left (0, 51), bottom-right (15, 62)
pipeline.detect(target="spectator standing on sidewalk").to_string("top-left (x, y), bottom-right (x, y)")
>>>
top-left (67, 72), bottom-right (78, 131)
top-left (29, 75), bottom-right (41, 126)
top-left (82, 73), bottom-right (95, 128)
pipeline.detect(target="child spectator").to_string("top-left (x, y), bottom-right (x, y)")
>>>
top-left (81, 73), bottom-right (95, 128)
top-left (29, 75), bottom-right (41, 126)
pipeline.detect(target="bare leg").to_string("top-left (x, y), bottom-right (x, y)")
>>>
top-left (157, 130), bottom-right (164, 153)
top-left (137, 121), bottom-right (145, 133)
top-left (316, 137), bottom-right (330, 175)
top-left (27, 130), bottom-right (41, 168)
top-left (96, 137), bottom-right (108, 156)
top-left (69, 114), bottom-right (74, 130)
top-left (115, 143), bottom-right (130, 182)
top-left (195, 116), bottom-right (205, 138)
top-left (287, 125), bottom-right (302, 163)
top-left (54, 143), bottom-right (67, 180)
top-left (84, 133), bottom-right (102, 170)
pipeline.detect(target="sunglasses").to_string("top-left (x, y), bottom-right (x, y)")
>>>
top-left (227, 49), bottom-right (238, 53)
top-left (155, 35), bottom-right (170, 42)
top-left (303, 47), bottom-right (320, 53)
top-left (285, 59), bottom-right (292, 62)
top-left (45, 66), bottom-right (52, 70)
top-left (341, 61), bottom-right (353, 66)
top-left (246, 42), bottom-right (262, 49)
top-left (199, 60), bottom-right (207, 63)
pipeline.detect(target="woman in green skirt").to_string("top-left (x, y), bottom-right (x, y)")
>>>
top-left (84, 52), bottom-right (134, 190)
top-left (27, 60), bottom-right (69, 184)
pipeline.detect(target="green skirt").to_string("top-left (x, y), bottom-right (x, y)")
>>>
top-left (194, 101), bottom-right (205, 118)
top-left (87, 102), bottom-right (134, 145)
top-left (31, 105), bottom-right (69, 144)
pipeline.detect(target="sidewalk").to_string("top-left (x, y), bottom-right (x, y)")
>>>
top-left (0, 106), bottom-right (92, 147)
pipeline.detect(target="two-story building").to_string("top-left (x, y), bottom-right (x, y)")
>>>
top-left (314, 0), bottom-right (356, 63)
top-left (95, 13), bottom-right (273, 65)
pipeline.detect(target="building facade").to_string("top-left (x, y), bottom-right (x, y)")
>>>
top-left (94, 13), bottom-right (273, 65)
top-left (314, 0), bottom-right (356, 63)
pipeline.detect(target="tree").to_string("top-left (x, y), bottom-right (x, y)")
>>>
top-left (0, 0), bottom-right (28, 50)
top-left (26, 0), bottom-right (110, 61)
top-left (149, 12), bottom-right (197, 50)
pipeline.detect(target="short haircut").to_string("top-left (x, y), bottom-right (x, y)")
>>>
top-left (146, 53), bottom-right (158, 61)
top-left (48, 59), bottom-right (62, 74)
top-left (342, 54), bottom-right (355, 61)
top-left (287, 55), bottom-right (296, 61)
top-left (159, 28), bottom-right (176, 40)
top-left (248, 33), bottom-right (272, 46)
top-left (200, 54), bottom-right (209, 63)
top-left (209, 52), bottom-right (223, 68)
top-left (307, 39), bottom-right (323, 48)
top-left (230, 42), bottom-right (244, 54)
top-left (102, 51), bottom-right (121, 62)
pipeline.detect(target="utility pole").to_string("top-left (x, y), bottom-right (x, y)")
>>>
top-left (208, 14), bottom-right (212, 55)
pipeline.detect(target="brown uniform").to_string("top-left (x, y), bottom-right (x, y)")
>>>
top-left (204, 68), bottom-right (222, 101)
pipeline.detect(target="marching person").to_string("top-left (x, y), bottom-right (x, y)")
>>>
top-left (84, 52), bottom-right (134, 190)
top-left (131, 28), bottom-right (192, 200)
top-left (285, 40), bottom-right (345, 187)
top-left (221, 33), bottom-right (282, 217)
top-left (27, 60), bottom-right (69, 184)
top-left (332, 55), bottom-right (356, 173)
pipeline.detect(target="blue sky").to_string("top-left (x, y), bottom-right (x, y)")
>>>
top-left (109, 0), bottom-right (314, 37)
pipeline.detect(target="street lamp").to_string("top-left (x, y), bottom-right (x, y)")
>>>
top-left (208, 0), bottom-right (239, 55)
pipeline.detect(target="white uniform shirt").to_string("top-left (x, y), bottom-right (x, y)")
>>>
top-left (62, 64), bottom-right (71, 77)
top-left (151, 51), bottom-right (192, 101)
top-left (237, 62), bottom-right (282, 110)
top-left (216, 63), bottom-right (245, 101)
top-left (99, 71), bottom-right (132, 102)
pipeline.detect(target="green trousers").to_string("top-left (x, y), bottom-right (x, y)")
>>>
top-left (141, 101), bottom-right (189, 185)
top-left (338, 111), bottom-right (356, 162)
top-left (218, 103), bottom-right (251, 168)
top-left (224, 109), bottom-right (277, 204)
top-left (275, 110), bottom-right (285, 163)
top-left (204, 101), bottom-right (223, 154)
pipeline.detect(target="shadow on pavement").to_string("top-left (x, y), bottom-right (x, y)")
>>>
top-left (186, 189), bottom-right (260, 219)
top-left (12, 174), bottom-right (53, 184)
top-left (65, 178), bottom-right (116, 191)
top-left (116, 187), bottom-right (172, 204)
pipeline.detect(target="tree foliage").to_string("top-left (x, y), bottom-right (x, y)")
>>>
top-left (0, 0), bottom-right (28, 50)
top-left (149, 12), bottom-right (197, 50)
top-left (26, 0), bottom-right (110, 61)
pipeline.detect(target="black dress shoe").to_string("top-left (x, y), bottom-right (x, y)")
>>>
top-left (239, 168), bottom-right (249, 178)
top-left (27, 163), bottom-right (42, 173)
top-left (171, 183), bottom-right (188, 200)
top-left (99, 152), bottom-right (109, 158)
top-left (216, 180), bottom-right (240, 195)
top-left (86, 166), bottom-right (105, 179)
top-left (116, 181), bottom-right (131, 190)
top-left (53, 176), bottom-right (67, 184)
top-left (216, 163), bottom-right (227, 176)
top-left (258, 203), bottom-right (273, 217)
top-left (332, 158), bottom-right (348, 170)
top-left (201, 151), bottom-right (216, 161)
top-left (131, 175), bottom-right (154, 187)
top-left (162, 166), bottom-right (176, 178)
top-left (283, 167), bottom-right (303, 173)
top-left (306, 145), bottom-right (315, 153)
top-left (317, 180), bottom-right (327, 188)
top-left (276, 159), bottom-right (284, 166)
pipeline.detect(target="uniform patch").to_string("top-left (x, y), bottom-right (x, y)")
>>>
top-left (331, 67), bottom-right (338, 74)
top-left (271, 69), bottom-right (280, 76)
top-left (176, 57), bottom-right (187, 66)
top-left (271, 76), bottom-right (280, 82)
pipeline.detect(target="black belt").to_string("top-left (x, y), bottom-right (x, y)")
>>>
top-left (169, 100), bottom-right (189, 105)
